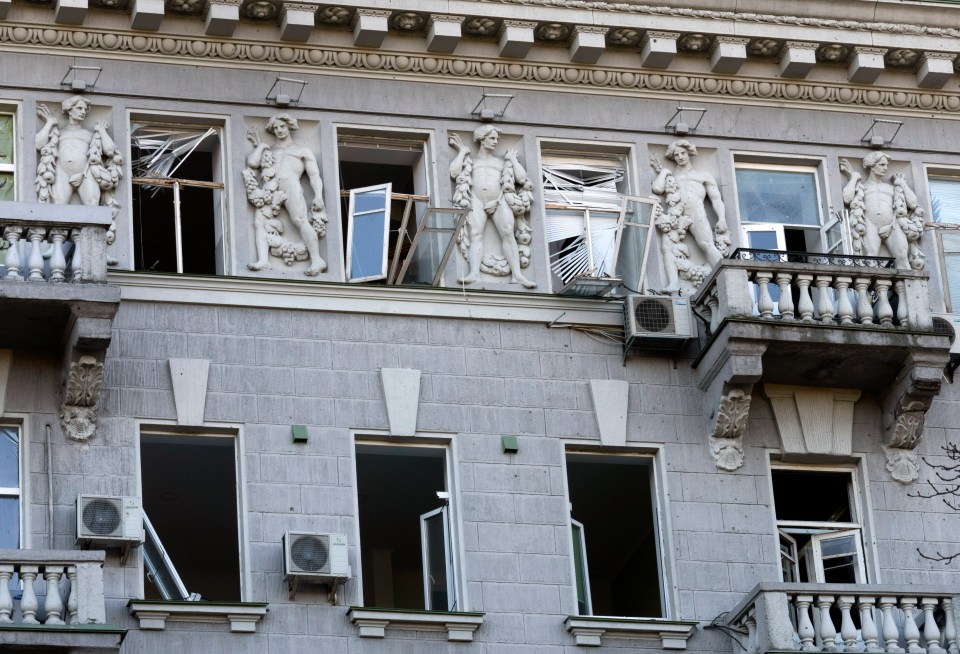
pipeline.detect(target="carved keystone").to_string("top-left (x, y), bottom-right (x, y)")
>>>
top-left (380, 368), bottom-right (421, 436)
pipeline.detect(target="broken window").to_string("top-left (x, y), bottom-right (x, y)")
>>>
top-left (355, 443), bottom-right (459, 611)
top-left (140, 433), bottom-right (241, 601)
top-left (131, 123), bottom-right (224, 275)
top-left (542, 152), bottom-right (654, 295)
top-left (772, 468), bottom-right (867, 583)
top-left (0, 114), bottom-right (13, 201)
top-left (566, 452), bottom-right (664, 618)
top-left (0, 425), bottom-right (20, 548)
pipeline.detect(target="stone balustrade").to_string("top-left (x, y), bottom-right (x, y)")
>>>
top-left (693, 250), bottom-right (934, 337)
top-left (0, 201), bottom-right (112, 284)
top-left (0, 549), bottom-right (107, 627)
top-left (726, 583), bottom-right (960, 654)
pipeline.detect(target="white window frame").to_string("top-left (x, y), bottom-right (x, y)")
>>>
top-left (769, 463), bottom-right (871, 584)
top-left (0, 422), bottom-right (22, 549)
top-left (351, 434), bottom-right (465, 612)
top-left (732, 159), bottom-right (831, 254)
top-left (346, 183), bottom-right (393, 282)
top-left (135, 422), bottom-right (249, 601)
top-left (420, 504), bottom-right (456, 611)
top-left (0, 112), bottom-right (15, 201)
top-left (924, 168), bottom-right (960, 312)
top-left (561, 446), bottom-right (672, 619)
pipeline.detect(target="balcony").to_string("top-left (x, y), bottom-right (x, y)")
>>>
top-left (690, 251), bottom-right (951, 480)
top-left (0, 549), bottom-right (124, 652)
top-left (725, 583), bottom-right (959, 654)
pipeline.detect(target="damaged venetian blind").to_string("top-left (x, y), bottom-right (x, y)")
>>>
top-left (542, 154), bottom-right (626, 209)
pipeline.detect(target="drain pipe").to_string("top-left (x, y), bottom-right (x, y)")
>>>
top-left (45, 423), bottom-right (54, 546)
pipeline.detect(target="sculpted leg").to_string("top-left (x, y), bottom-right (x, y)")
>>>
top-left (51, 173), bottom-right (74, 205)
top-left (247, 213), bottom-right (272, 271)
top-left (689, 217), bottom-right (722, 265)
top-left (886, 228), bottom-right (910, 270)
top-left (286, 193), bottom-right (326, 276)
top-left (458, 205), bottom-right (485, 284)
top-left (77, 177), bottom-right (101, 207)
top-left (494, 202), bottom-right (536, 288)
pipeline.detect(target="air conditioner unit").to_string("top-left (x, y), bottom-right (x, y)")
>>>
top-left (76, 495), bottom-right (143, 547)
top-left (931, 313), bottom-right (960, 355)
top-left (283, 532), bottom-right (351, 598)
top-left (624, 295), bottom-right (697, 352)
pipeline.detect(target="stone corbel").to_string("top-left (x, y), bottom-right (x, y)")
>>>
top-left (880, 353), bottom-right (945, 483)
top-left (61, 353), bottom-right (105, 442)
top-left (709, 384), bottom-right (753, 471)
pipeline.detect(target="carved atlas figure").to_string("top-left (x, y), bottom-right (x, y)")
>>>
top-left (650, 140), bottom-right (730, 294)
top-left (449, 125), bottom-right (536, 288)
top-left (840, 152), bottom-right (925, 271)
top-left (35, 96), bottom-right (123, 263)
top-left (244, 113), bottom-right (327, 276)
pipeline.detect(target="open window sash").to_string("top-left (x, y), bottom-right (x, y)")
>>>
top-left (142, 510), bottom-right (199, 601)
top-left (571, 517), bottom-right (593, 616)
top-left (822, 211), bottom-right (848, 255)
top-left (778, 529), bottom-right (799, 583)
top-left (392, 206), bottom-right (467, 287)
top-left (420, 505), bottom-right (456, 611)
top-left (799, 528), bottom-right (866, 584)
top-left (612, 196), bottom-right (656, 294)
top-left (347, 183), bottom-right (392, 282)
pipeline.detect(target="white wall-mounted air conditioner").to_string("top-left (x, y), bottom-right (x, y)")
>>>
top-left (624, 295), bottom-right (697, 352)
top-left (931, 313), bottom-right (960, 354)
top-left (283, 532), bottom-right (351, 599)
top-left (76, 495), bottom-right (144, 547)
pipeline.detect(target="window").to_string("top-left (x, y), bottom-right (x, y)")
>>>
top-left (734, 161), bottom-right (837, 255)
top-left (140, 433), bottom-right (241, 601)
top-left (772, 468), bottom-right (866, 583)
top-left (928, 175), bottom-right (960, 311)
top-left (131, 122), bottom-right (225, 274)
top-left (0, 114), bottom-right (13, 201)
top-left (355, 442), bottom-right (460, 611)
top-left (0, 425), bottom-right (20, 548)
top-left (542, 150), bottom-right (654, 294)
top-left (566, 452), bottom-right (664, 618)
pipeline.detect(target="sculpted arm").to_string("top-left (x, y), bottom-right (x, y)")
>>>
top-left (95, 121), bottom-right (117, 157)
top-left (35, 105), bottom-right (57, 150)
top-left (245, 126), bottom-right (266, 169)
top-left (704, 176), bottom-right (728, 227)
top-left (839, 159), bottom-right (860, 205)
top-left (303, 150), bottom-right (325, 209)
top-left (448, 133), bottom-right (469, 179)
top-left (896, 174), bottom-right (919, 210)
top-left (506, 149), bottom-right (529, 185)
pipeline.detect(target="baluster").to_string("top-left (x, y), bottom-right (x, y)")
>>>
top-left (874, 279), bottom-right (894, 327)
top-left (894, 280), bottom-right (909, 328)
top-left (756, 271), bottom-right (775, 319)
top-left (42, 566), bottom-right (64, 625)
top-left (26, 227), bottom-right (47, 281)
top-left (818, 595), bottom-right (838, 651)
top-left (776, 272), bottom-right (795, 320)
top-left (855, 277), bottom-right (874, 325)
top-left (942, 598), bottom-right (958, 654)
top-left (922, 597), bottom-right (945, 653)
top-left (835, 276), bottom-right (855, 325)
top-left (20, 565), bottom-right (39, 624)
top-left (0, 564), bottom-right (13, 623)
top-left (796, 274), bottom-right (815, 324)
top-left (815, 275), bottom-right (835, 324)
top-left (880, 597), bottom-right (905, 653)
top-left (901, 598), bottom-right (923, 654)
top-left (66, 566), bottom-right (78, 625)
top-left (838, 595), bottom-right (858, 651)
top-left (3, 226), bottom-right (23, 280)
top-left (860, 596), bottom-right (883, 653)
top-left (796, 594), bottom-right (818, 652)
top-left (707, 291), bottom-right (720, 335)
top-left (70, 228), bottom-right (83, 282)
top-left (47, 229), bottom-right (69, 283)
top-left (745, 608), bottom-right (758, 654)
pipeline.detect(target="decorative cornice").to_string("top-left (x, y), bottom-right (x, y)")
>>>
top-left (3, 23), bottom-right (960, 116)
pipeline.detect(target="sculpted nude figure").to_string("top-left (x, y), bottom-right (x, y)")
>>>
top-left (245, 114), bottom-right (326, 275)
top-left (840, 153), bottom-right (923, 270)
top-left (450, 125), bottom-right (536, 288)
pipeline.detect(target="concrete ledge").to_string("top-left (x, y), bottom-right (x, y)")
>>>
top-left (0, 548), bottom-right (105, 564)
top-left (128, 600), bottom-right (268, 633)
top-left (565, 615), bottom-right (698, 649)
top-left (0, 623), bottom-right (125, 652)
top-left (347, 607), bottom-right (484, 641)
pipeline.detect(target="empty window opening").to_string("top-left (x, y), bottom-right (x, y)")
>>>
top-left (566, 453), bottom-right (663, 618)
top-left (355, 443), bottom-right (457, 611)
top-left (131, 124), bottom-right (224, 275)
top-left (140, 433), bottom-right (240, 601)
top-left (0, 425), bottom-right (20, 549)
top-left (772, 468), bottom-right (866, 584)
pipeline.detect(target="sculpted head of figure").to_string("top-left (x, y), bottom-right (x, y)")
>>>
top-left (265, 113), bottom-right (299, 137)
top-left (473, 124), bottom-right (501, 149)
top-left (862, 151), bottom-right (890, 175)
top-left (665, 139), bottom-right (697, 164)
top-left (61, 95), bottom-right (91, 120)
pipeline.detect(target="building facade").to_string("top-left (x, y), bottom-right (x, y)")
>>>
top-left (1, 0), bottom-right (960, 652)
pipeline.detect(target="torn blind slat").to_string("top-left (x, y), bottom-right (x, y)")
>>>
top-left (542, 159), bottom-right (625, 210)
top-left (132, 126), bottom-right (217, 181)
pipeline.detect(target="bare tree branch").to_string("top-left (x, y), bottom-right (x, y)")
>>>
top-left (911, 445), bottom-right (960, 565)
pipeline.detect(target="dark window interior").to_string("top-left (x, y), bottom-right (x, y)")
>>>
top-left (141, 434), bottom-right (240, 601)
top-left (355, 444), bottom-right (445, 609)
top-left (567, 453), bottom-right (662, 618)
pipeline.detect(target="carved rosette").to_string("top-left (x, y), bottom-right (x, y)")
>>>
top-left (709, 387), bottom-right (751, 472)
top-left (60, 355), bottom-right (104, 442)
top-left (883, 446), bottom-right (919, 484)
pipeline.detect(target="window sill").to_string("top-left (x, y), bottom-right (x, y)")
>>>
top-left (564, 615), bottom-right (699, 649)
top-left (347, 607), bottom-right (484, 642)
top-left (0, 623), bottom-right (126, 652)
top-left (127, 600), bottom-right (268, 633)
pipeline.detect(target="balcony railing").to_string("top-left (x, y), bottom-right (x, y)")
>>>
top-left (0, 549), bottom-right (108, 626)
top-left (725, 583), bottom-right (959, 654)
top-left (693, 250), bottom-right (933, 337)
top-left (0, 201), bottom-right (112, 284)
